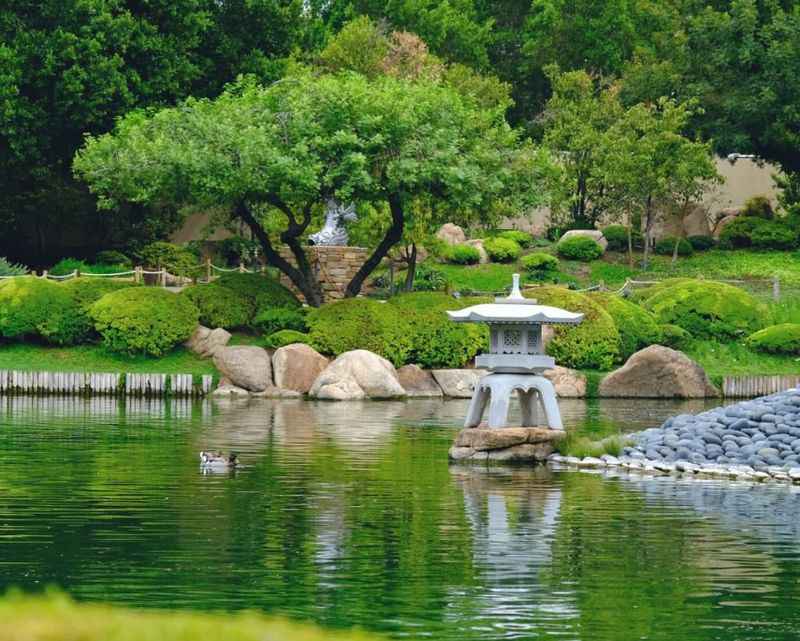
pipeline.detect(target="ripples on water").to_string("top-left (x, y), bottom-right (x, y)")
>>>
top-left (1, 395), bottom-right (800, 640)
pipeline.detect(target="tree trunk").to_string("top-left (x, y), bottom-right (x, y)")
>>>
top-left (641, 195), bottom-right (654, 270)
top-left (671, 236), bottom-right (680, 264)
top-left (404, 243), bottom-right (418, 292)
top-left (345, 193), bottom-right (405, 298)
top-left (236, 201), bottom-right (325, 307)
top-left (626, 215), bottom-right (634, 269)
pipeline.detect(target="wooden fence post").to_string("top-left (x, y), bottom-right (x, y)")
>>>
top-left (206, 258), bottom-right (212, 282)
top-left (773, 276), bottom-right (781, 301)
top-left (238, 262), bottom-right (245, 273)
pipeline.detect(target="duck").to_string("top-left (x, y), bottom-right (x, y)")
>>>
top-left (199, 451), bottom-right (239, 469)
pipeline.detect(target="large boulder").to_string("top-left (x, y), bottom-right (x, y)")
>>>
top-left (185, 325), bottom-right (231, 358)
top-left (713, 213), bottom-right (740, 239)
top-left (432, 369), bottom-right (487, 398)
top-left (543, 366), bottom-right (587, 398)
top-left (558, 229), bottom-right (608, 251)
top-left (436, 223), bottom-right (467, 245)
top-left (397, 364), bottom-right (443, 397)
top-left (213, 346), bottom-right (272, 392)
top-left (449, 427), bottom-right (564, 463)
top-left (682, 205), bottom-right (712, 237)
top-left (599, 345), bottom-right (719, 398)
top-left (310, 349), bottom-right (406, 400)
top-left (465, 239), bottom-right (489, 264)
top-left (273, 343), bottom-right (329, 393)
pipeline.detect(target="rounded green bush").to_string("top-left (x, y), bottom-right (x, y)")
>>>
top-left (253, 307), bottom-right (307, 336)
top-left (556, 236), bottom-right (603, 261)
top-left (602, 225), bottom-right (643, 252)
top-left (718, 216), bottom-right (767, 249)
top-left (264, 329), bottom-right (311, 350)
top-left (62, 278), bottom-right (138, 342)
top-left (751, 221), bottom-right (797, 250)
top-left (484, 237), bottom-right (522, 263)
top-left (524, 286), bottom-right (620, 370)
top-left (137, 241), bottom-right (199, 278)
top-left (741, 195), bottom-right (774, 219)
top-left (215, 273), bottom-right (300, 320)
top-left (444, 243), bottom-right (481, 265)
top-left (641, 280), bottom-right (765, 340)
top-left (180, 283), bottom-right (252, 329)
top-left (0, 277), bottom-right (83, 344)
top-left (654, 237), bottom-right (693, 256)
top-left (687, 235), bottom-right (714, 251)
top-left (307, 298), bottom-right (412, 367)
top-left (589, 293), bottom-right (662, 361)
top-left (389, 292), bottom-right (489, 368)
top-left (89, 288), bottom-right (199, 356)
top-left (498, 230), bottom-right (533, 248)
top-left (521, 252), bottom-right (559, 281)
top-left (745, 323), bottom-right (800, 355)
top-left (412, 264), bottom-right (449, 292)
top-left (659, 323), bottom-right (692, 349)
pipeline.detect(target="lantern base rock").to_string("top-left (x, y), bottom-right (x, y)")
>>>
top-left (448, 427), bottom-right (565, 464)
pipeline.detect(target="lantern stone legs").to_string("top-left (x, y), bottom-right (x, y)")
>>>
top-left (464, 373), bottom-right (564, 431)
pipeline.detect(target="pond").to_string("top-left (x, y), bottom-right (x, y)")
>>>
top-left (2, 395), bottom-right (800, 641)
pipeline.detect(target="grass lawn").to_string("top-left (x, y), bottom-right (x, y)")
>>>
top-left (685, 341), bottom-right (800, 379)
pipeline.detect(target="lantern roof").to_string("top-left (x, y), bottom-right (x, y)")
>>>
top-left (447, 274), bottom-right (584, 325)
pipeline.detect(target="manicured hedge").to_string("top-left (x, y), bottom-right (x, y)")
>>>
top-left (90, 288), bottom-right (199, 356)
top-left (0, 277), bottom-right (83, 345)
top-left (498, 229), bottom-right (533, 248)
top-left (524, 286), bottom-right (620, 370)
top-left (601, 224), bottom-right (644, 252)
top-left (746, 323), bottom-right (800, 355)
top-left (443, 243), bottom-right (481, 265)
top-left (215, 273), bottom-right (300, 319)
top-left (137, 241), bottom-right (198, 278)
top-left (521, 252), bottom-right (559, 278)
top-left (654, 237), bottom-right (693, 256)
top-left (62, 278), bottom-right (138, 342)
top-left (253, 307), bottom-right (307, 336)
top-left (556, 236), bottom-right (603, 261)
top-left (484, 237), bottom-right (522, 262)
top-left (719, 216), bottom-right (798, 250)
top-left (181, 282), bottom-right (253, 329)
top-left (590, 293), bottom-right (662, 361)
top-left (641, 280), bottom-right (765, 340)
top-left (264, 329), bottom-right (312, 349)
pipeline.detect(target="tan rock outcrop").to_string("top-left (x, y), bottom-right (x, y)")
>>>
top-left (273, 343), bottom-right (329, 393)
top-left (397, 364), bottom-right (443, 397)
top-left (213, 346), bottom-right (272, 392)
top-left (310, 350), bottom-right (406, 400)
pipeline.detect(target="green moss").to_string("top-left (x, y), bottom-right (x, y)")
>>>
top-left (746, 323), bottom-right (800, 355)
top-left (641, 280), bottom-right (766, 339)
top-left (559, 433), bottom-right (633, 458)
top-left (590, 293), bottom-right (662, 361)
top-left (524, 286), bottom-right (620, 370)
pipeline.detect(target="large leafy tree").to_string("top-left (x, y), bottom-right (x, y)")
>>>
top-left (75, 72), bottom-right (541, 306)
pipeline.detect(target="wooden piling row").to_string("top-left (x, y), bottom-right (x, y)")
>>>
top-left (723, 375), bottom-right (800, 398)
top-left (0, 370), bottom-right (213, 398)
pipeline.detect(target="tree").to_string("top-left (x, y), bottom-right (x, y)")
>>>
top-left (602, 98), bottom-right (720, 268)
top-left (75, 72), bottom-right (540, 306)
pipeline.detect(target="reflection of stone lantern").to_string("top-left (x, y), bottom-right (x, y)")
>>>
top-left (448, 274), bottom-right (583, 430)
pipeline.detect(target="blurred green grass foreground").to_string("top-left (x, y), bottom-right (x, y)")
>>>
top-left (0, 592), bottom-right (382, 641)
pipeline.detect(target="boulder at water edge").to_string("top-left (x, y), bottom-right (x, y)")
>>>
top-left (431, 369), bottom-right (487, 398)
top-left (599, 345), bottom-right (719, 398)
top-left (310, 350), bottom-right (406, 400)
top-left (397, 364), bottom-right (443, 397)
top-left (544, 366), bottom-right (586, 398)
top-left (273, 343), bottom-right (329, 394)
top-left (213, 346), bottom-right (272, 392)
top-left (185, 325), bottom-right (231, 358)
top-left (558, 229), bottom-right (608, 251)
top-left (436, 223), bottom-right (467, 245)
top-left (449, 427), bottom-right (564, 463)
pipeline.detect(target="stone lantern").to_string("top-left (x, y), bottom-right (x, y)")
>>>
top-left (447, 274), bottom-right (583, 430)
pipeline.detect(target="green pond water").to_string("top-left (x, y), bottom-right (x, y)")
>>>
top-left (2, 395), bottom-right (800, 640)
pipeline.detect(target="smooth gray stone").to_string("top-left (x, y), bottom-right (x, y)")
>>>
top-left (758, 447), bottom-right (780, 458)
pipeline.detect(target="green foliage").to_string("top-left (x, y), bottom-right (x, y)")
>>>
top-left (137, 242), bottom-right (198, 278)
top-left (658, 323), bottom-right (691, 350)
top-left (215, 273), bottom-right (300, 320)
top-left (0, 277), bottom-right (83, 345)
top-left (253, 308), bottom-right (308, 336)
top-left (719, 216), bottom-right (798, 250)
top-left (62, 278), bottom-right (138, 343)
top-left (484, 237), bottom-right (522, 263)
top-left (602, 225), bottom-right (643, 252)
top-left (89, 288), bottom-right (199, 357)
top-left (687, 235), bottom-right (714, 251)
top-left (741, 195), bottom-right (774, 220)
top-left (412, 264), bottom-right (449, 292)
top-left (264, 330), bottom-right (312, 350)
top-left (50, 258), bottom-right (130, 276)
top-left (521, 252), bottom-right (559, 278)
top-left (443, 244), bottom-right (481, 265)
top-left (590, 293), bottom-right (662, 361)
top-left (180, 283), bottom-right (252, 329)
top-left (0, 258), bottom-right (28, 277)
top-left (641, 280), bottom-right (765, 340)
top-left (307, 298), bottom-right (413, 367)
top-left (319, 16), bottom-right (389, 77)
top-left (524, 286), bottom-right (620, 370)
top-left (557, 236), bottom-right (603, 261)
top-left (559, 433), bottom-right (633, 459)
top-left (746, 324), bottom-right (800, 355)
top-left (389, 292), bottom-right (489, 368)
top-left (654, 237), bottom-right (693, 256)
top-left (498, 230), bottom-right (533, 247)
top-left (95, 250), bottom-right (132, 267)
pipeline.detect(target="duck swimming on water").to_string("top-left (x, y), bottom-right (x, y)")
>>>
top-left (199, 451), bottom-right (239, 469)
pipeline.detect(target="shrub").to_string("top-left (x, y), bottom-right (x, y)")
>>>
top-left (523, 286), bottom-right (620, 370)
top-left (253, 307), bottom-right (307, 336)
top-left (89, 288), bottom-right (199, 356)
top-left (0, 277), bottom-right (83, 344)
top-left (62, 278), bottom-right (138, 342)
top-left (443, 243), bottom-right (481, 265)
top-left (498, 229), bottom-right (533, 248)
top-left (412, 264), bottom-right (449, 291)
top-left (742, 195), bottom-right (774, 219)
top-left (521, 252), bottom-right (559, 280)
top-left (556, 236), bottom-right (603, 261)
top-left (602, 225), bottom-right (643, 252)
top-left (687, 235), bottom-right (714, 251)
top-left (484, 237), bottom-right (522, 263)
top-left (389, 292), bottom-right (489, 368)
top-left (641, 280), bottom-right (765, 340)
top-left (658, 323), bottom-right (692, 349)
top-left (654, 237), bottom-right (693, 256)
top-left (49, 258), bottom-right (89, 276)
top-left (751, 221), bottom-right (797, 250)
top-left (590, 293), bottom-right (662, 361)
top-left (745, 323), bottom-right (800, 355)
top-left (307, 298), bottom-right (412, 367)
top-left (215, 273), bottom-right (300, 319)
top-left (263, 329), bottom-right (311, 350)
top-left (0, 257), bottom-right (27, 277)
top-left (137, 241), bottom-right (198, 278)
top-left (718, 216), bottom-right (767, 249)
top-left (94, 250), bottom-right (132, 267)
top-left (180, 283), bottom-right (253, 329)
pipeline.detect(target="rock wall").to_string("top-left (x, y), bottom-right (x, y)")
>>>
top-left (277, 246), bottom-right (373, 302)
